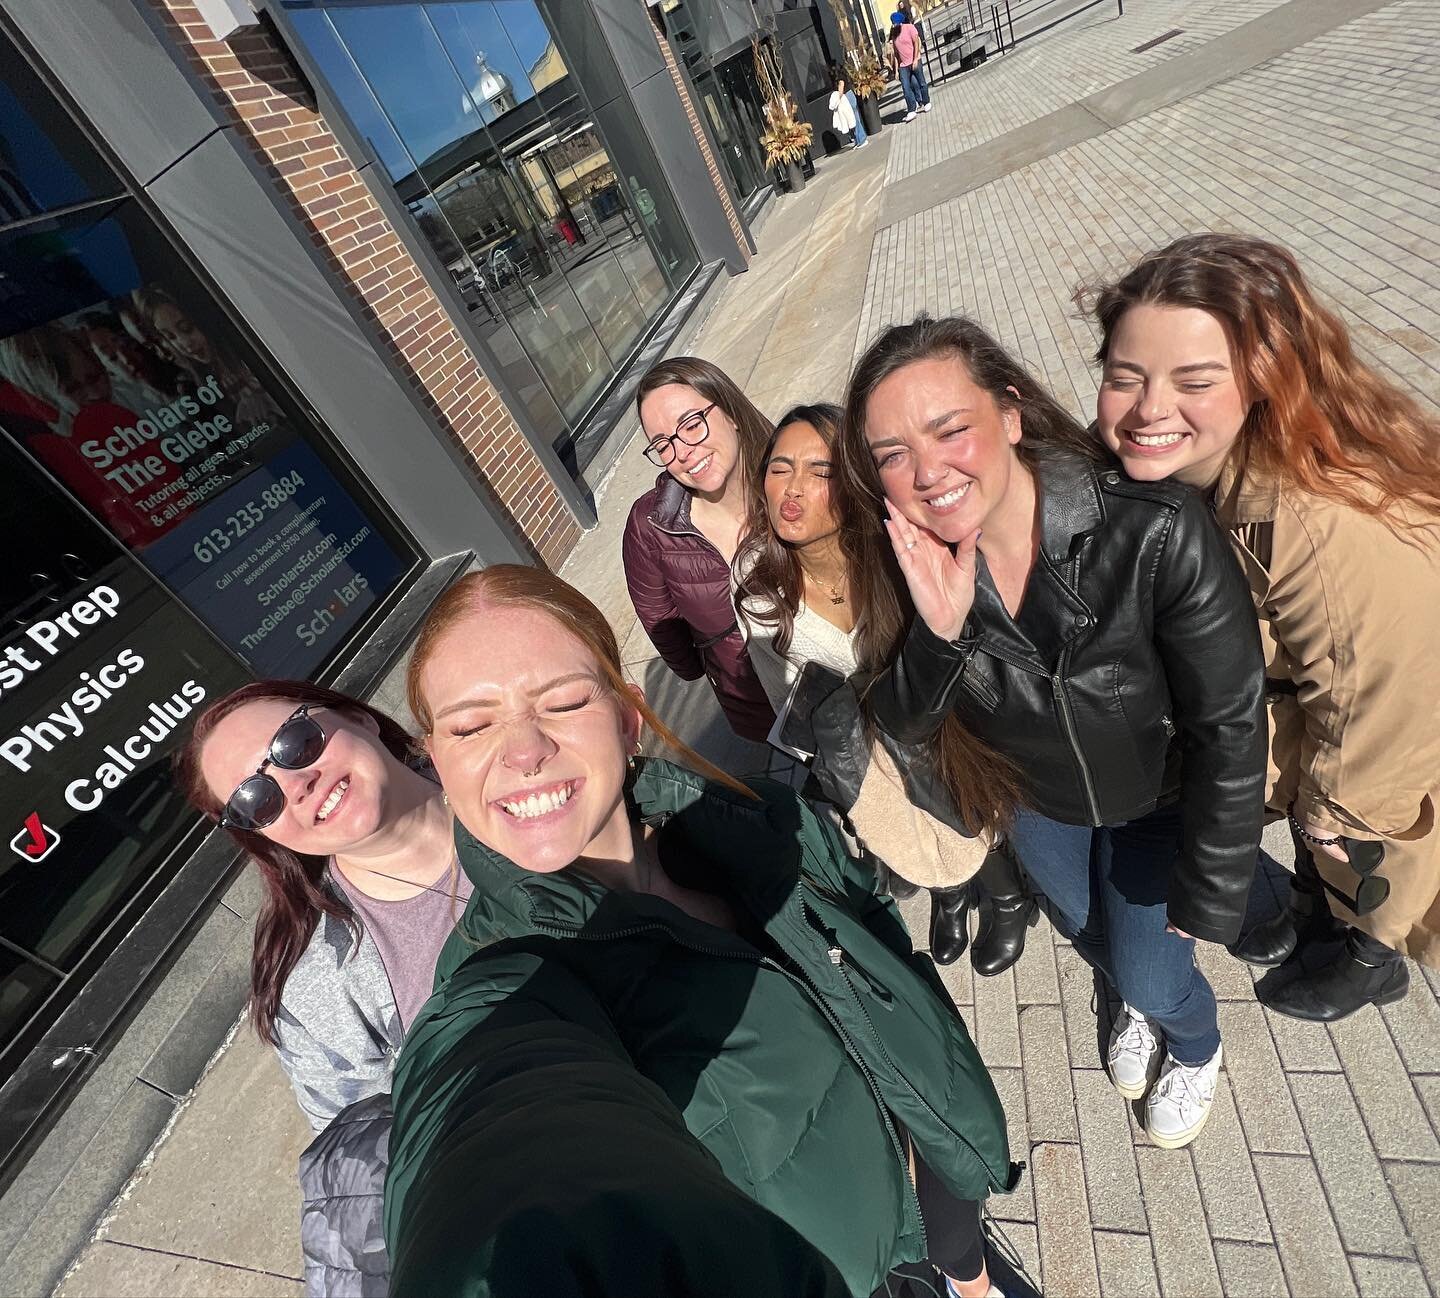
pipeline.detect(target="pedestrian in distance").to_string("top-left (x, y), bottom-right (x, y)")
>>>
top-left (175, 680), bottom-right (469, 1296)
top-left (393, 565), bottom-right (1025, 1298)
top-left (889, 11), bottom-right (931, 122)
top-left (829, 67), bottom-right (867, 148)
top-left (623, 357), bottom-right (778, 743)
top-left (833, 314), bottom-right (1268, 1149)
top-left (1089, 232), bottom-right (1440, 1021)
top-left (734, 402), bottom-right (1038, 977)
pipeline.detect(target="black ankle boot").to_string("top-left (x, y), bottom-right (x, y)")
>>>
top-left (1261, 933), bottom-right (1410, 1022)
top-left (971, 845), bottom-right (1038, 977)
top-left (929, 885), bottom-right (973, 966)
top-left (1233, 885), bottom-right (1345, 967)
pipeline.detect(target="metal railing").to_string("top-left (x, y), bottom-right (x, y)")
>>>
top-left (915, 0), bottom-right (1124, 86)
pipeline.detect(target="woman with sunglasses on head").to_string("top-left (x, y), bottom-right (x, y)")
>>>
top-left (175, 681), bottom-right (464, 1296)
top-left (389, 565), bottom-right (1024, 1298)
top-left (623, 357), bottom-right (777, 743)
top-left (834, 315), bottom-right (1267, 1150)
top-left (1090, 233), bottom-right (1440, 1021)
top-left (734, 403), bottom-right (1037, 977)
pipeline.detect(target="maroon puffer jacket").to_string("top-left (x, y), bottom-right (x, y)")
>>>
top-left (621, 472), bottom-right (776, 742)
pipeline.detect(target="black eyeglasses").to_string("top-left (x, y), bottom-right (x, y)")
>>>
top-left (643, 403), bottom-right (717, 467)
top-left (220, 705), bottom-right (330, 831)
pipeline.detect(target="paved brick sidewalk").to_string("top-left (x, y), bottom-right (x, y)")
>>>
top-left (55, 0), bottom-right (1440, 1293)
top-left (887, 0), bottom-right (1295, 182)
top-left (863, 0), bottom-right (1440, 420)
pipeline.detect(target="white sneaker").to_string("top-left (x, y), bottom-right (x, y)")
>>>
top-left (903, 111), bottom-right (916, 122)
top-left (921, 102), bottom-right (933, 112)
top-left (1144, 1046), bottom-right (1223, 1148)
top-left (1107, 1003), bottom-right (1163, 1099)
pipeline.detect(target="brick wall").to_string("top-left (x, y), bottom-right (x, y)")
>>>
top-left (148, 3), bottom-right (583, 568)
top-left (650, 22), bottom-right (752, 263)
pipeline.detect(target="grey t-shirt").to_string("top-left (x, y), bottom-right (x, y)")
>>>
top-left (332, 864), bottom-right (473, 1034)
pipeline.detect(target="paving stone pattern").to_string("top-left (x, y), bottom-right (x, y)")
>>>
top-left (864, 0), bottom-right (1440, 426)
top-left (56, 1), bottom-right (1440, 1294)
top-left (886, 0), bottom-right (1294, 182)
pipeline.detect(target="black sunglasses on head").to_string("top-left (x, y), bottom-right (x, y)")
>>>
top-left (220, 704), bottom-right (330, 831)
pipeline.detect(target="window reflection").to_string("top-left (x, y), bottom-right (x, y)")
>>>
top-left (285, 0), bottom-right (699, 475)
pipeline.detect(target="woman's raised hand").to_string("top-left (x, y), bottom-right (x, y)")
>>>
top-left (884, 511), bottom-right (978, 642)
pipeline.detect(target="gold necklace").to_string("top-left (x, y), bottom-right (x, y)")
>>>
top-left (808, 571), bottom-right (846, 605)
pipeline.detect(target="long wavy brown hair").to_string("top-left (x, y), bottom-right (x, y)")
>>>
top-left (406, 564), bottom-right (753, 800)
top-left (832, 316), bottom-right (1094, 832)
top-left (1085, 232), bottom-right (1440, 523)
top-left (635, 356), bottom-right (775, 486)
top-left (733, 402), bottom-right (844, 659)
top-left (173, 680), bottom-right (420, 1045)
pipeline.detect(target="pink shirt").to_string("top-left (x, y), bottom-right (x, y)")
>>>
top-left (333, 864), bottom-right (473, 1033)
top-left (894, 23), bottom-right (919, 67)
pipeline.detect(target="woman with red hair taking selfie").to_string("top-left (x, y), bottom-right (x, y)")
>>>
top-left (386, 565), bottom-right (1023, 1298)
top-left (1090, 232), bottom-right (1440, 1021)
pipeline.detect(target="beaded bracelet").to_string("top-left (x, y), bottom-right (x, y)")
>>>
top-left (1288, 810), bottom-right (1340, 848)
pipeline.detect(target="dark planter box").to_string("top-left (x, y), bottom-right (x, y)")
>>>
top-left (860, 94), bottom-right (883, 135)
top-left (785, 159), bottom-right (806, 192)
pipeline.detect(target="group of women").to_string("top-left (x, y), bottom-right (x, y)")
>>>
top-left (177, 232), bottom-right (1440, 1298)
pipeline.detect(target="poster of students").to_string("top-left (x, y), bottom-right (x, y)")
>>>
top-left (0, 281), bottom-right (410, 679)
top-left (0, 288), bottom-right (291, 545)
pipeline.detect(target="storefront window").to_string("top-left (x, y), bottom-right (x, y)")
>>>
top-left (283, 0), bottom-right (700, 476)
top-left (0, 30), bottom-right (419, 1072)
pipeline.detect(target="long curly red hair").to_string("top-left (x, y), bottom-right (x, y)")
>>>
top-left (1087, 233), bottom-right (1440, 522)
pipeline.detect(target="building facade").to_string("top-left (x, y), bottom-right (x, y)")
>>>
top-left (0, 0), bottom-right (768, 1284)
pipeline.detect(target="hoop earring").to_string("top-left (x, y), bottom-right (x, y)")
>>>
top-left (628, 739), bottom-right (642, 769)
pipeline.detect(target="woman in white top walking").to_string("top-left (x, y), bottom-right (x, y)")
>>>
top-left (828, 68), bottom-right (867, 150)
top-left (734, 405), bottom-right (1035, 974)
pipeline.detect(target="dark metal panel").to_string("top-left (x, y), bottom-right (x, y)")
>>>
top-left (630, 70), bottom-right (748, 273)
top-left (142, 130), bottom-right (534, 560)
top-left (0, 0), bottom-right (221, 186)
top-left (587, 0), bottom-right (666, 89)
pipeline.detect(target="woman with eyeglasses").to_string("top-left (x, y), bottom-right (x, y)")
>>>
top-left (622, 357), bottom-right (778, 743)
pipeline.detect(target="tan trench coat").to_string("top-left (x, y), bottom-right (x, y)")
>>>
top-left (1214, 461), bottom-right (1440, 966)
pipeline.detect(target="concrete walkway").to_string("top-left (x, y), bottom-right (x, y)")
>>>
top-left (56, 0), bottom-right (1440, 1293)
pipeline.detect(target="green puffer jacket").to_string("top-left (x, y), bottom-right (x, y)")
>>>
top-left (386, 760), bottom-right (1018, 1297)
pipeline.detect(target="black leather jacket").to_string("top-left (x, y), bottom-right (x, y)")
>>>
top-left (870, 450), bottom-right (1266, 945)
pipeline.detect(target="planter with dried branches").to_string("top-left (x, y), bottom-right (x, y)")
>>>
top-left (851, 57), bottom-right (888, 135)
top-left (753, 39), bottom-right (814, 192)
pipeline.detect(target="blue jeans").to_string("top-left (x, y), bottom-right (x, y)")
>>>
top-left (1006, 802), bottom-right (1221, 1065)
top-left (899, 62), bottom-right (930, 112)
top-left (846, 89), bottom-right (867, 145)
